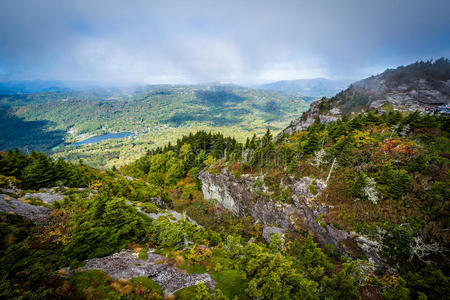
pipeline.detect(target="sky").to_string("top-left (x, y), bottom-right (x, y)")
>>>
top-left (0, 0), bottom-right (449, 85)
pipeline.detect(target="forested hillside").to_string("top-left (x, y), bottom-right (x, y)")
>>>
top-left (1, 109), bottom-right (448, 299)
top-left (0, 85), bottom-right (312, 168)
top-left (1, 61), bottom-right (449, 300)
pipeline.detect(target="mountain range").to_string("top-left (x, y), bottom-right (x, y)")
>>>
top-left (257, 78), bottom-right (353, 97)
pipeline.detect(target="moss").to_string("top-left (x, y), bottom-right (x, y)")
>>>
top-left (308, 183), bottom-right (318, 195)
top-left (141, 202), bottom-right (158, 214)
top-left (138, 250), bottom-right (148, 260)
top-left (131, 277), bottom-right (164, 299)
top-left (315, 214), bottom-right (324, 223)
top-left (278, 186), bottom-right (294, 204)
top-left (173, 285), bottom-right (198, 299)
top-left (181, 263), bottom-right (207, 274)
top-left (68, 270), bottom-right (121, 299)
top-left (20, 196), bottom-right (51, 207)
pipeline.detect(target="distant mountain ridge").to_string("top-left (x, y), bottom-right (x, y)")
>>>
top-left (257, 78), bottom-right (353, 97)
top-left (278, 58), bottom-right (450, 137)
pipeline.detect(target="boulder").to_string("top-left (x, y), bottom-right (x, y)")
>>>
top-left (262, 226), bottom-right (286, 243)
top-left (0, 194), bottom-right (50, 220)
top-left (81, 250), bottom-right (215, 295)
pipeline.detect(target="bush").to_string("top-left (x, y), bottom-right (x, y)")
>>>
top-left (131, 277), bottom-right (164, 299)
top-left (62, 193), bottom-right (152, 261)
top-left (138, 249), bottom-right (148, 260)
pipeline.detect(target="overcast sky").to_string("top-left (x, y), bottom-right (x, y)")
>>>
top-left (0, 0), bottom-right (449, 84)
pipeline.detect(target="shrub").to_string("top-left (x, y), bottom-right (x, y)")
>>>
top-left (62, 193), bottom-right (152, 261)
top-left (131, 277), bottom-right (164, 299)
top-left (138, 249), bottom-right (148, 260)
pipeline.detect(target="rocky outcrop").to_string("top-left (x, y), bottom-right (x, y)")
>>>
top-left (276, 101), bottom-right (340, 138)
top-left (199, 170), bottom-right (349, 248)
top-left (23, 190), bottom-right (65, 204)
top-left (276, 59), bottom-right (450, 139)
top-left (135, 205), bottom-right (200, 227)
top-left (0, 194), bottom-right (50, 220)
top-left (199, 169), bottom-right (388, 271)
top-left (262, 226), bottom-right (286, 243)
top-left (200, 170), bottom-right (298, 230)
top-left (0, 187), bottom-right (21, 194)
top-left (81, 250), bottom-right (215, 295)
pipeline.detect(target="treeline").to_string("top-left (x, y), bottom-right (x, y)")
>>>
top-left (123, 131), bottom-right (240, 179)
top-left (0, 149), bottom-right (95, 189)
top-left (383, 57), bottom-right (450, 85)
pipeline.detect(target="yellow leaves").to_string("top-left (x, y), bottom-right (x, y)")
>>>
top-left (91, 180), bottom-right (103, 190)
top-left (186, 244), bottom-right (212, 263)
top-left (0, 174), bottom-right (21, 189)
top-left (180, 143), bottom-right (192, 157)
top-left (203, 154), bottom-right (216, 166)
top-left (352, 129), bottom-right (375, 147)
top-left (47, 228), bottom-right (70, 246)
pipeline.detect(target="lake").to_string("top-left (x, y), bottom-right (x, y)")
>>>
top-left (73, 132), bottom-right (135, 146)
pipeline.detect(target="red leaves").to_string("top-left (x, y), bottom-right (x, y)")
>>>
top-left (374, 138), bottom-right (419, 165)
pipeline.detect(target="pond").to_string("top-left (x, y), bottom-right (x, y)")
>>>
top-left (73, 132), bottom-right (135, 146)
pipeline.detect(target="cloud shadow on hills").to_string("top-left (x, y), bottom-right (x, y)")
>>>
top-left (0, 109), bottom-right (65, 153)
top-left (194, 90), bottom-right (246, 106)
top-left (166, 106), bottom-right (252, 127)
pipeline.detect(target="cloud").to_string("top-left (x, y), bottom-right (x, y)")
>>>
top-left (0, 0), bottom-right (449, 83)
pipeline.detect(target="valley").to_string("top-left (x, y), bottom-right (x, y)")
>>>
top-left (1, 0), bottom-right (449, 298)
top-left (0, 59), bottom-right (449, 299)
top-left (1, 85), bottom-right (313, 168)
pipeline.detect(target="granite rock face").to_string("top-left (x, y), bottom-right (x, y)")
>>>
top-left (199, 170), bottom-right (348, 247)
top-left (262, 226), bottom-right (286, 243)
top-left (199, 169), bottom-right (387, 270)
top-left (0, 194), bottom-right (50, 220)
top-left (81, 250), bottom-right (215, 295)
top-left (200, 170), bottom-right (298, 231)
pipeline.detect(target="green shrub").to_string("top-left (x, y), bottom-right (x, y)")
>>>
top-left (138, 250), bottom-right (148, 260)
top-left (131, 277), bottom-right (164, 299)
top-left (62, 193), bottom-right (152, 261)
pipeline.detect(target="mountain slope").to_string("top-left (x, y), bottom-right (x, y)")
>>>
top-left (258, 78), bottom-right (353, 97)
top-left (279, 58), bottom-right (450, 137)
top-left (1, 90), bottom-right (449, 299)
